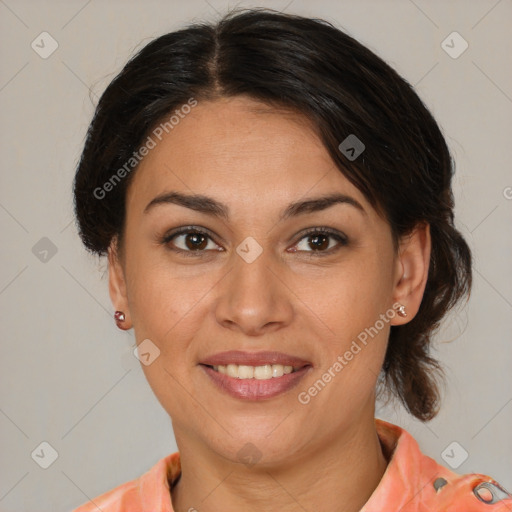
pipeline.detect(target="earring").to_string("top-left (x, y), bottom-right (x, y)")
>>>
top-left (114, 310), bottom-right (127, 329)
top-left (396, 304), bottom-right (407, 317)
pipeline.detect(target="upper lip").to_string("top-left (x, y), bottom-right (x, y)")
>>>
top-left (200, 350), bottom-right (311, 368)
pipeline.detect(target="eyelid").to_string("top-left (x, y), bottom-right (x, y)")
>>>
top-left (162, 225), bottom-right (219, 242)
top-left (293, 226), bottom-right (348, 244)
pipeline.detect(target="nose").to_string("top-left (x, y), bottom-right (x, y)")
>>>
top-left (214, 244), bottom-right (294, 336)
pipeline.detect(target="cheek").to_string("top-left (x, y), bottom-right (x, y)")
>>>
top-left (318, 253), bottom-right (394, 337)
top-left (303, 322), bottom-right (390, 420)
top-left (129, 269), bottom-right (203, 413)
top-left (127, 259), bottom-right (207, 337)
top-left (303, 251), bottom-right (393, 399)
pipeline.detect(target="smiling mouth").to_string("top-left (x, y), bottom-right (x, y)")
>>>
top-left (204, 363), bottom-right (304, 380)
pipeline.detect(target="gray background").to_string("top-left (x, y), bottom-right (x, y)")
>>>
top-left (0, 0), bottom-right (511, 511)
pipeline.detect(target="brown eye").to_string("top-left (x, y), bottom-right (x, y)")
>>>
top-left (292, 228), bottom-right (348, 256)
top-left (306, 234), bottom-right (330, 251)
top-left (162, 228), bottom-right (222, 257)
top-left (181, 232), bottom-right (209, 251)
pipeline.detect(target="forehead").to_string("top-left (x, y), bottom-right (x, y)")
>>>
top-left (126, 96), bottom-right (369, 214)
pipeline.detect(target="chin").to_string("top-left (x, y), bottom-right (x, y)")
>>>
top-left (206, 425), bottom-right (308, 469)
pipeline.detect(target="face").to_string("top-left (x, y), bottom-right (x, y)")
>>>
top-left (109, 95), bottom-right (423, 465)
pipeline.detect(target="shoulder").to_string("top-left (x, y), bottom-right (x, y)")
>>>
top-left (430, 472), bottom-right (512, 510)
top-left (70, 452), bottom-right (180, 512)
top-left (70, 478), bottom-right (140, 512)
top-left (366, 419), bottom-right (512, 511)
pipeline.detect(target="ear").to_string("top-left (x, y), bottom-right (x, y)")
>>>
top-left (108, 237), bottom-right (132, 329)
top-left (390, 222), bottom-right (431, 326)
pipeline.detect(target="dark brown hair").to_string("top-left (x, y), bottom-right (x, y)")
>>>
top-left (73, 7), bottom-right (472, 421)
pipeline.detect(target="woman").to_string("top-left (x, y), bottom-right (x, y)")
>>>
top-left (71, 8), bottom-right (511, 511)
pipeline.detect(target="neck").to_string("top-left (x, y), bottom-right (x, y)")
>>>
top-left (171, 413), bottom-right (388, 512)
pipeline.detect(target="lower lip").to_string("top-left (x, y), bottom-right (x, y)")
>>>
top-left (200, 365), bottom-right (311, 400)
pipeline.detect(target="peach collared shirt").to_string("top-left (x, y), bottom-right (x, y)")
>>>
top-left (72, 418), bottom-right (512, 511)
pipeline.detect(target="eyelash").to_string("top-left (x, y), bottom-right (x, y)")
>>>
top-left (160, 225), bottom-right (349, 258)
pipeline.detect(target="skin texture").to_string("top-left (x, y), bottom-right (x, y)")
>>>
top-left (108, 95), bottom-right (431, 512)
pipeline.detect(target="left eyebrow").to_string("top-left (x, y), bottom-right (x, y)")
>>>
top-left (143, 191), bottom-right (366, 220)
top-left (280, 193), bottom-right (367, 220)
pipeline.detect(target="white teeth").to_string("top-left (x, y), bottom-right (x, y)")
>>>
top-left (238, 365), bottom-right (254, 379)
top-left (211, 363), bottom-right (297, 379)
top-left (226, 364), bottom-right (239, 378)
top-left (272, 365), bottom-right (284, 378)
top-left (254, 364), bottom-right (272, 380)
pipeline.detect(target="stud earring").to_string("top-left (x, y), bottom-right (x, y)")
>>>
top-left (396, 304), bottom-right (407, 317)
top-left (114, 310), bottom-right (127, 329)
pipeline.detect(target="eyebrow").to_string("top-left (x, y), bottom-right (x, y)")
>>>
top-left (143, 190), bottom-right (366, 220)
